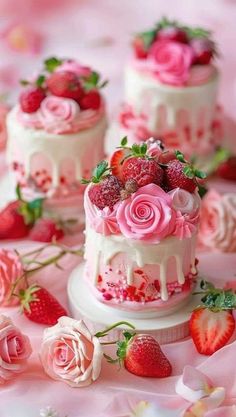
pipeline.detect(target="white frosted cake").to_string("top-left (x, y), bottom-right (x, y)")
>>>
top-left (82, 138), bottom-right (204, 318)
top-left (6, 57), bottom-right (108, 225)
top-left (106, 18), bottom-right (223, 163)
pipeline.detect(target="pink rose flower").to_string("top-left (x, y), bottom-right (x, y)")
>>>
top-left (56, 60), bottom-right (92, 78)
top-left (116, 184), bottom-right (176, 242)
top-left (0, 249), bottom-right (25, 307)
top-left (169, 188), bottom-right (201, 215)
top-left (40, 316), bottom-right (103, 387)
top-left (198, 190), bottom-right (236, 252)
top-left (38, 96), bottom-right (80, 134)
top-left (84, 187), bottom-right (120, 236)
top-left (148, 40), bottom-right (193, 86)
top-left (0, 315), bottom-right (32, 384)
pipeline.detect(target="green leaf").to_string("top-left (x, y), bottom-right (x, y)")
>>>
top-left (198, 184), bottom-right (208, 199)
top-left (20, 79), bottom-right (30, 86)
top-left (183, 165), bottom-right (195, 179)
top-left (140, 143), bottom-right (147, 155)
top-left (35, 74), bottom-right (46, 88)
top-left (132, 143), bottom-right (141, 155)
top-left (194, 169), bottom-right (207, 179)
top-left (175, 150), bottom-right (186, 163)
top-left (121, 136), bottom-right (128, 147)
top-left (140, 29), bottom-right (157, 49)
top-left (44, 57), bottom-right (62, 73)
top-left (81, 178), bottom-right (90, 184)
top-left (93, 160), bottom-right (109, 180)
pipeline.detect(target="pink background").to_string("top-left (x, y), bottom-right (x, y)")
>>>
top-left (0, 1), bottom-right (236, 416)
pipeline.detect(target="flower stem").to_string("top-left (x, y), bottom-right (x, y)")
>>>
top-left (95, 321), bottom-right (135, 338)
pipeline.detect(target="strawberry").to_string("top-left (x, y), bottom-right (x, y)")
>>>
top-left (88, 175), bottom-right (122, 210)
top-left (190, 309), bottom-right (235, 355)
top-left (123, 157), bottom-right (163, 188)
top-left (110, 148), bottom-right (130, 181)
top-left (19, 285), bottom-right (67, 325)
top-left (216, 156), bottom-right (236, 181)
top-left (119, 333), bottom-right (172, 377)
top-left (29, 218), bottom-right (64, 242)
top-left (132, 36), bottom-right (148, 59)
top-left (165, 159), bottom-right (196, 192)
top-left (0, 201), bottom-right (29, 239)
top-left (20, 87), bottom-right (46, 113)
top-left (157, 27), bottom-right (188, 43)
top-left (191, 38), bottom-right (214, 65)
top-left (46, 70), bottom-right (84, 101)
top-left (79, 90), bottom-right (101, 110)
top-left (190, 280), bottom-right (236, 355)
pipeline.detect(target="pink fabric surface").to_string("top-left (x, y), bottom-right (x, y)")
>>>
top-left (0, 1), bottom-right (236, 416)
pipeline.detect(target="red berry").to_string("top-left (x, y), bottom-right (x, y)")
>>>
top-left (216, 156), bottom-right (236, 181)
top-left (191, 38), bottom-right (214, 65)
top-left (46, 71), bottom-right (84, 101)
top-left (157, 27), bottom-right (188, 43)
top-left (124, 334), bottom-right (172, 377)
top-left (165, 160), bottom-right (196, 192)
top-left (0, 201), bottom-right (29, 239)
top-left (29, 218), bottom-right (64, 242)
top-left (110, 148), bottom-right (130, 181)
top-left (190, 308), bottom-right (235, 355)
top-left (122, 157), bottom-right (163, 188)
top-left (132, 36), bottom-right (148, 59)
top-left (20, 87), bottom-right (46, 113)
top-left (79, 90), bottom-right (101, 110)
top-left (88, 175), bottom-right (122, 210)
top-left (157, 150), bottom-right (176, 164)
top-left (20, 285), bottom-right (67, 325)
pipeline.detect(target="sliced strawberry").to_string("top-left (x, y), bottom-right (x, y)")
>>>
top-left (190, 308), bottom-right (235, 355)
top-left (110, 148), bottom-right (129, 181)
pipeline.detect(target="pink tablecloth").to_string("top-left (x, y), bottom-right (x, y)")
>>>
top-left (0, 1), bottom-right (236, 416)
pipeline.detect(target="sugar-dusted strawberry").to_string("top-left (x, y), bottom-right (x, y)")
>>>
top-left (191, 38), bottom-right (214, 65)
top-left (19, 285), bottom-right (67, 325)
top-left (0, 201), bottom-right (29, 239)
top-left (29, 218), bottom-right (64, 242)
top-left (216, 156), bottom-right (236, 181)
top-left (164, 150), bottom-right (206, 193)
top-left (132, 36), bottom-right (148, 59)
top-left (82, 160), bottom-right (122, 210)
top-left (118, 333), bottom-right (172, 377)
top-left (157, 26), bottom-right (188, 43)
top-left (123, 157), bottom-right (163, 188)
top-left (46, 70), bottom-right (84, 101)
top-left (190, 280), bottom-right (236, 355)
top-left (20, 87), bottom-right (46, 113)
top-left (79, 90), bottom-right (101, 110)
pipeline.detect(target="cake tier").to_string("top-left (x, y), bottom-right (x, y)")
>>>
top-left (6, 106), bottom-right (107, 197)
top-left (84, 226), bottom-right (197, 313)
top-left (123, 64), bottom-right (220, 157)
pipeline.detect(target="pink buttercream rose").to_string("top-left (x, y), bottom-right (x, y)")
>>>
top-left (56, 60), bottom-right (92, 78)
top-left (40, 316), bottom-right (103, 387)
top-left (198, 190), bottom-right (236, 252)
top-left (169, 188), bottom-right (201, 215)
top-left (187, 65), bottom-right (215, 86)
top-left (84, 187), bottom-right (120, 236)
top-left (38, 96), bottom-right (80, 134)
top-left (173, 211), bottom-right (199, 240)
top-left (148, 40), bottom-right (193, 86)
top-left (116, 184), bottom-right (176, 242)
top-left (0, 249), bottom-right (25, 307)
top-left (0, 315), bottom-right (32, 384)
top-left (17, 106), bottom-right (43, 129)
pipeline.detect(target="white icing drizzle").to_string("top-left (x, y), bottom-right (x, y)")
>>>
top-left (6, 106), bottom-right (107, 187)
top-left (84, 227), bottom-right (197, 301)
top-left (124, 66), bottom-right (219, 149)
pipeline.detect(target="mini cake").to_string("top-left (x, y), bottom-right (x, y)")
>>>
top-left (106, 18), bottom-right (223, 163)
top-left (83, 138), bottom-right (204, 317)
top-left (6, 57), bottom-right (107, 223)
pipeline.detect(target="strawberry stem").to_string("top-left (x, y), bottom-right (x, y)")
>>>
top-left (95, 321), bottom-right (135, 338)
top-left (194, 280), bottom-right (236, 312)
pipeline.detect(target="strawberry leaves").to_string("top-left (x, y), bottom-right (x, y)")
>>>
top-left (81, 160), bottom-right (111, 184)
top-left (44, 56), bottom-right (63, 73)
top-left (16, 184), bottom-right (44, 226)
top-left (175, 150), bottom-right (206, 180)
top-left (195, 280), bottom-right (236, 311)
top-left (82, 71), bottom-right (108, 92)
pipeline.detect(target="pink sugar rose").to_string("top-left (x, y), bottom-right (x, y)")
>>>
top-left (0, 249), bottom-right (25, 307)
top-left (38, 96), bottom-right (80, 134)
top-left (0, 315), bottom-right (32, 384)
top-left (40, 316), bottom-right (103, 388)
top-left (148, 40), bottom-right (193, 86)
top-left (56, 60), bottom-right (92, 78)
top-left (198, 190), bottom-right (236, 252)
top-left (116, 184), bottom-right (176, 242)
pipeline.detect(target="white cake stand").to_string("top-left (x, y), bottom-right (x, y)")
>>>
top-left (67, 262), bottom-right (201, 344)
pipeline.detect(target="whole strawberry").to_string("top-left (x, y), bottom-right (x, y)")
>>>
top-left (164, 151), bottom-right (206, 193)
top-left (46, 70), bottom-right (84, 101)
top-left (216, 156), bottom-right (236, 181)
top-left (19, 285), bottom-right (67, 325)
top-left (191, 38), bottom-right (214, 65)
top-left (29, 218), bottom-right (64, 242)
top-left (118, 333), bottom-right (172, 377)
top-left (82, 160), bottom-right (122, 210)
top-left (20, 87), bottom-right (46, 113)
top-left (0, 201), bottom-right (29, 239)
top-left (79, 90), bottom-right (101, 110)
top-left (189, 280), bottom-right (236, 355)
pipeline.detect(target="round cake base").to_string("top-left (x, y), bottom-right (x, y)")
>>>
top-left (67, 262), bottom-right (201, 344)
